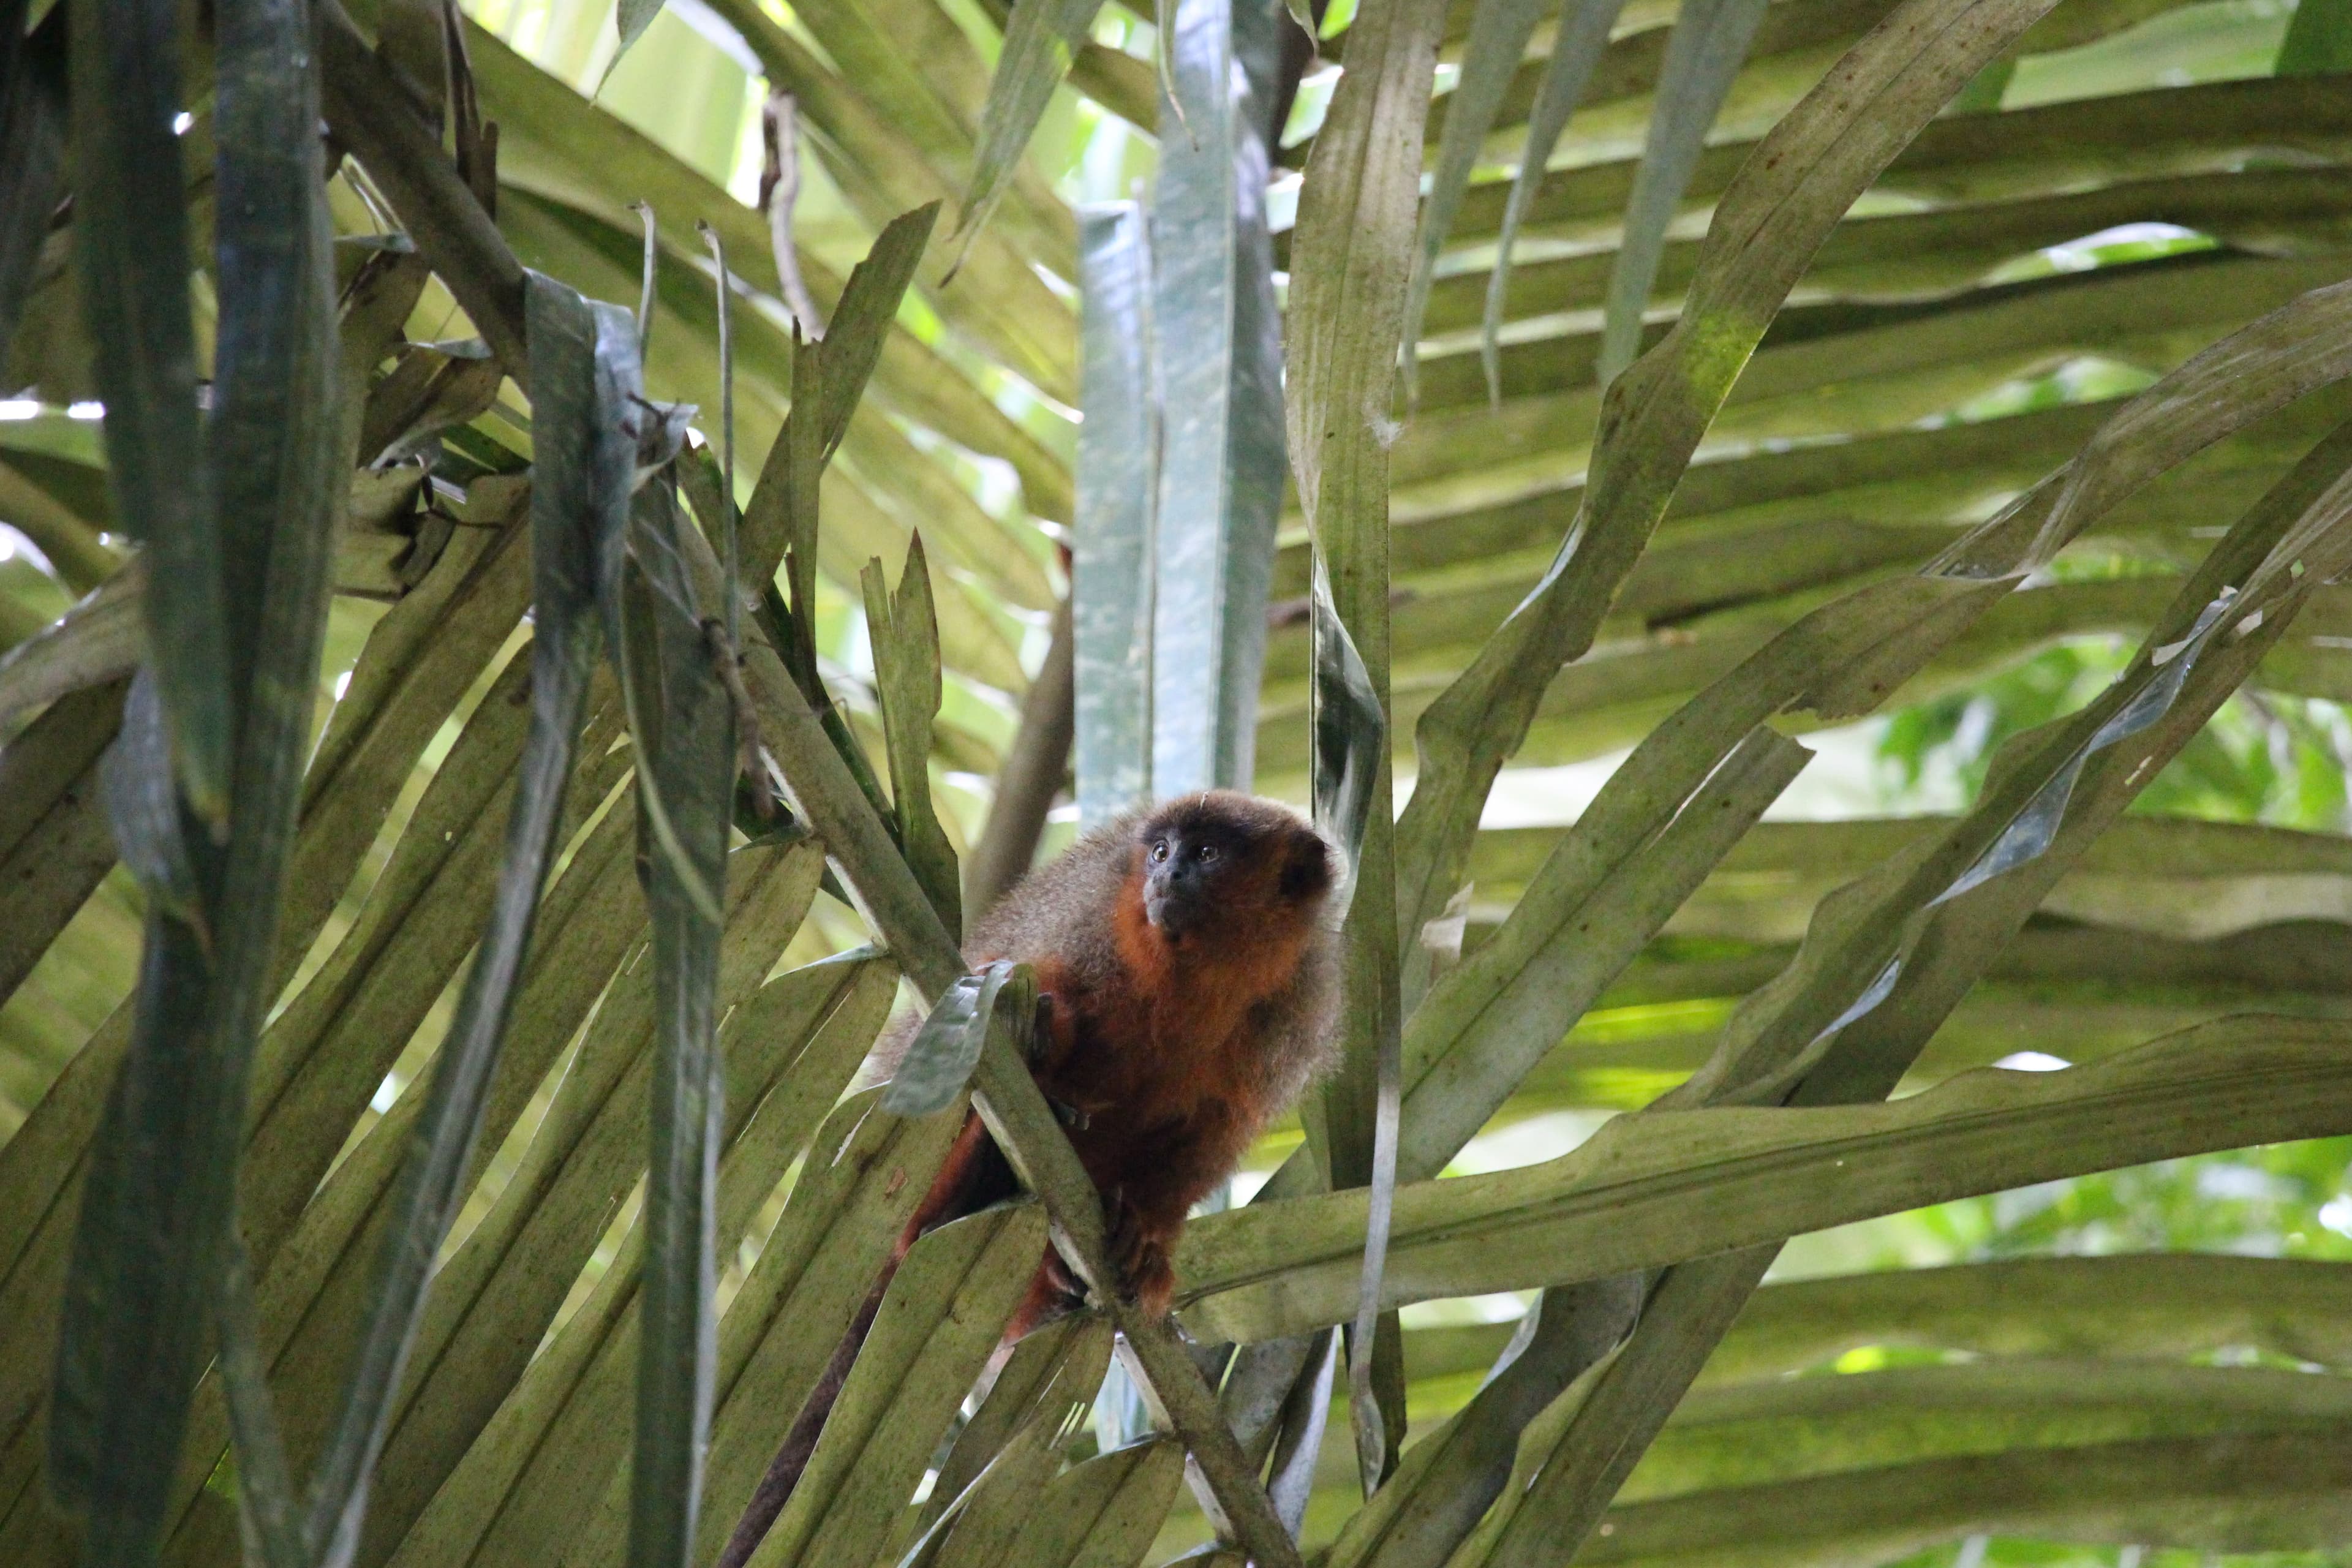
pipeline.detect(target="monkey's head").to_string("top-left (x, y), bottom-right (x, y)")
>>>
top-left (1133, 791), bottom-right (1333, 945)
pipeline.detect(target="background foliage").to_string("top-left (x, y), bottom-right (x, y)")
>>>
top-left (7, 0), bottom-right (2352, 1564)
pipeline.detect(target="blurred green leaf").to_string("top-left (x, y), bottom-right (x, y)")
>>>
top-left (2274, 0), bottom-right (2352, 74)
top-left (1479, 0), bottom-right (1627, 403)
top-left (1583, 1422), bottom-right (2352, 1567)
top-left (0, 563), bottom-right (141, 735)
top-left (951, 0), bottom-right (1105, 274)
top-left (0, 9), bottom-right (65, 374)
top-left (614, 0), bottom-right (669, 60)
top-left (1471, 413), bottom-right (2352, 1568)
top-left (1706, 1253), bottom-right (2352, 1384)
top-left (1594, 0), bottom-right (1773, 387)
top-left (695, 0), bottom-right (1080, 401)
top-left (1391, 0), bottom-right (2079, 988)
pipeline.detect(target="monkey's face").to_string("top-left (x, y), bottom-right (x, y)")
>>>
top-left (1135, 793), bottom-right (1334, 944)
top-left (1139, 822), bottom-right (1232, 941)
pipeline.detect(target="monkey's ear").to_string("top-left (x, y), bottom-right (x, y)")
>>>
top-left (1278, 826), bottom-right (1336, 902)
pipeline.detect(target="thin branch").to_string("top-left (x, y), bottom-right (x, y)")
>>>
top-left (631, 200), bottom-right (658, 350)
top-left (698, 221), bottom-right (741, 647)
top-left (758, 89), bottom-right (827, 339)
top-left (963, 593), bottom-right (1074, 925)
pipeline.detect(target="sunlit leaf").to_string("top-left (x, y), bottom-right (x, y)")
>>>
top-left (1593, 0), bottom-right (1772, 387)
top-left (950, 0), bottom-right (1104, 274)
top-left (1182, 1016), bottom-right (2352, 1343)
top-left (1148, 0), bottom-right (1288, 797)
top-left (1072, 203), bottom-right (1157, 826)
top-left (1398, 0), bottom-right (1555, 402)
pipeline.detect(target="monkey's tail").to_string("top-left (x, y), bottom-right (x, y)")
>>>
top-left (712, 1265), bottom-right (894, 1568)
top-left (714, 1114), bottom-right (1018, 1568)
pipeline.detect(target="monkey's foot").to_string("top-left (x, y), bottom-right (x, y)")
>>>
top-left (1104, 1192), bottom-right (1177, 1318)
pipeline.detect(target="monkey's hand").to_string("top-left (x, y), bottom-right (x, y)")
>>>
top-left (1104, 1190), bottom-right (1177, 1319)
top-left (1027, 982), bottom-right (1082, 1074)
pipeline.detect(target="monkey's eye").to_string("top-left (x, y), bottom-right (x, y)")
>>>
top-left (1196, 843), bottom-right (1218, 863)
top-left (1150, 840), bottom-right (1170, 864)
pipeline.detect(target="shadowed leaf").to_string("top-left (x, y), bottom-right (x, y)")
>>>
top-left (301, 272), bottom-right (636, 1565)
top-left (622, 477), bottom-right (738, 1568)
top-left (0, 9), bottom-right (65, 374)
top-left (48, 2), bottom-right (342, 1556)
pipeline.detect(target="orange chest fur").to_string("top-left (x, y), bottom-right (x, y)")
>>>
top-left (1036, 878), bottom-right (1310, 1119)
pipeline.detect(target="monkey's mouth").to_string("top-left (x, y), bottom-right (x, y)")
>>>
top-left (1144, 890), bottom-right (1199, 940)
